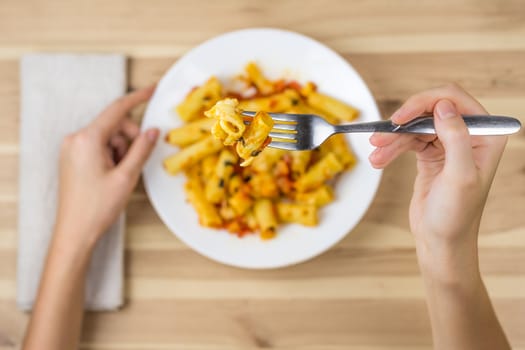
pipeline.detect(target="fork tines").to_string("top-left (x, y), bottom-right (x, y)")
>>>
top-left (241, 110), bottom-right (304, 150)
top-left (241, 111), bottom-right (302, 122)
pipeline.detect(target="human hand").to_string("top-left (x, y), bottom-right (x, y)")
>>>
top-left (55, 86), bottom-right (159, 250)
top-left (369, 84), bottom-right (507, 279)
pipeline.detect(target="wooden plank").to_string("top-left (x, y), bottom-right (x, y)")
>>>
top-left (2, 299), bottom-right (432, 348)
top-left (78, 345), bottom-right (435, 350)
top-left (2, 299), bottom-right (524, 348)
top-left (0, 60), bottom-right (19, 147)
top-left (0, 300), bottom-right (26, 349)
top-left (0, 0), bottom-right (525, 56)
top-left (127, 53), bottom-right (525, 99)
top-left (122, 222), bottom-right (525, 252)
top-left (349, 52), bottom-right (525, 100)
top-left (0, 156), bottom-right (17, 200)
top-left (123, 248), bottom-right (525, 279)
top-left (1, 274), bottom-right (525, 301)
top-left (73, 298), bottom-right (525, 348)
top-left (2, 241), bottom-right (525, 280)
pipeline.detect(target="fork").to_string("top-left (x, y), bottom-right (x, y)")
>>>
top-left (241, 111), bottom-right (522, 151)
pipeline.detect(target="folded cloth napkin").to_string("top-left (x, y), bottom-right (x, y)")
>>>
top-left (17, 54), bottom-right (127, 311)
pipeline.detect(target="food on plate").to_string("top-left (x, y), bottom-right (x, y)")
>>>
top-left (163, 136), bottom-right (222, 175)
top-left (301, 82), bottom-right (359, 122)
top-left (163, 62), bottom-right (358, 239)
top-left (165, 118), bottom-right (215, 147)
top-left (176, 77), bottom-right (222, 122)
top-left (294, 153), bottom-right (344, 192)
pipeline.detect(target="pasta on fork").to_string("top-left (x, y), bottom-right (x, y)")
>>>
top-left (163, 62), bottom-right (359, 239)
top-left (204, 98), bottom-right (274, 166)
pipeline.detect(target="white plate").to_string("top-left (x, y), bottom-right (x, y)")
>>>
top-left (142, 28), bottom-right (382, 269)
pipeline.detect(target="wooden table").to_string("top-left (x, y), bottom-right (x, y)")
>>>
top-left (1, 1), bottom-right (524, 349)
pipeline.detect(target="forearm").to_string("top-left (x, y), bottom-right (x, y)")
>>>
top-left (416, 238), bottom-right (510, 350)
top-left (22, 229), bottom-right (94, 350)
top-left (20, 86), bottom-right (156, 349)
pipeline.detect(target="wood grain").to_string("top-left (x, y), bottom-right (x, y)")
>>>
top-left (1, 0), bottom-right (525, 57)
top-left (0, 0), bottom-right (524, 349)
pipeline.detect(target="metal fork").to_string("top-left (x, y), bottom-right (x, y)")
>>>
top-left (241, 111), bottom-right (522, 151)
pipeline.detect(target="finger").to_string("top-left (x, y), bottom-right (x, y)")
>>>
top-left (369, 132), bottom-right (400, 147)
top-left (92, 85), bottom-right (156, 138)
top-left (391, 83), bottom-right (487, 125)
top-left (370, 129), bottom-right (436, 147)
top-left (120, 118), bottom-right (140, 140)
top-left (115, 128), bottom-right (160, 183)
top-left (369, 134), bottom-right (425, 169)
top-left (433, 99), bottom-right (476, 175)
top-left (109, 134), bottom-right (130, 161)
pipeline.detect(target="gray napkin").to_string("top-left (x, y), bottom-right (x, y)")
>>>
top-left (17, 54), bottom-right (126, 310)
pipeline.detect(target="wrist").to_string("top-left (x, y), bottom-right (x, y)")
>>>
top-left (43, 236), bottom-right (93, 282)
top-left (51, 221), bottom-right (100, 263)
top-left (54, 203), bottom-right (118, 248)
top-left (415, 235), bottom-right (481, 289)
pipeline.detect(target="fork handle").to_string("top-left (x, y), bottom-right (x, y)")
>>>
top-left (333, 115), bottom-right (522, 136)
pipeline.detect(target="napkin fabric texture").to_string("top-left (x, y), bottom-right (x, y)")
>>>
top-left (17, 54), bottom-right (127, 311)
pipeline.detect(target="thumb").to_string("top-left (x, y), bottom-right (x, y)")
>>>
top-left (116, 128), bottom-right (159, 183)
top-left (434, 99), bottom-right (475, 175)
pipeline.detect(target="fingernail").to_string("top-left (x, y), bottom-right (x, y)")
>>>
top-left (146, 128), bottom-right (159, 142)
top-left (390, 109), bottom-right (400, 120)
top-left (390, 106), bottom-right (404, 123)
top-left (436, 99), bottom-right (457, 120)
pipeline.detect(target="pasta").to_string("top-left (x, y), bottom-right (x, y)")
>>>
top-left (254, 199), bottom-right (278, 240)
top-left (204, 98), bottom-right (245, 145)
top-left (245, 62), bottom-right (274, 96)
top-left (163, 62), bottom-right (359, 239)
top-left (205, 98), bottom-right (274, 166)
top-left (276, 202), bottom-right (318, 226)
top-left (301, 82), bottom-right (359, 122)
top-left (205, 149), bottom-right (237, 204)
top-left (163, 136), bottom-right (223, 175)
top-left (238, 89), bottom-right (300, 112)
top-left (295, 153), bottom-right (344, 192)
top-left (185, 175), bottom-right (223, 227)
top-left (249, 172), bottom-right (279, 199)
top-left (290, 151), bottom-right (312, 179)
top-left (165, 118), bottom-right (215, 147)
top-left (295, 185), bottom-right (334, 207)
top-left (235, 111), bottom-right (274, 166)
top-left (320, 134), bottom-right (357, 169)
top-left (176, 77), bottom-right (222, 122)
